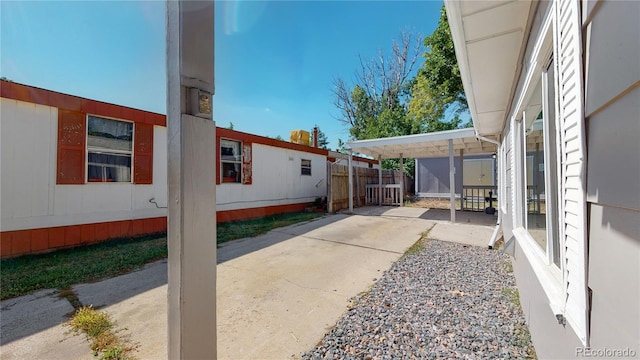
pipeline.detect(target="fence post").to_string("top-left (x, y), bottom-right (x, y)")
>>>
top-left (378, 155), bottom-right (382, 205)
top-left (327, 162), bottom-right (333, 213)
top-left (348, 150), bottom-right (353, 213)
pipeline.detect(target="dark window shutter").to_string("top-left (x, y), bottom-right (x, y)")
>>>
top-left (134, 123), bottom-right (154, 184)
top-left (57, 110), bottom-right (86, 184)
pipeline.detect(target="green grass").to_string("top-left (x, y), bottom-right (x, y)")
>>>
top-left (217, 211), bottom-right (324, 244)
top-left (1, 211), bottom-right (324, 300)
top-left (402, 225), bottom-right (435, 258)
top-left (66, 306), bottom-right (136, 360)
top-left (1, 234), bottom-right (168, 300)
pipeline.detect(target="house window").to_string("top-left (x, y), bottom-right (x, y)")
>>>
top-left (221, 139), bottom-right (242, 183)
top-left (87, 116), bottom-right (133, 182)
top-left (522, 57), bottom-right (561, 267)
top-left (301, 159), bottom-right (311, 175)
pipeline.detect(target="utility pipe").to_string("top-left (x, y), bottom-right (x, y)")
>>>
top-left (475, 132), bottom-right (502, 249)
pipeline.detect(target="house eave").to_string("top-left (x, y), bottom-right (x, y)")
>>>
top-left (445, 0), bottom-right (537, 137)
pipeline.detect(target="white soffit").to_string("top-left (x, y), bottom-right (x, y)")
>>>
top-left (346, 128), bottom-right (498, 159)
top-left (445, 0), bottom-right (535, 137)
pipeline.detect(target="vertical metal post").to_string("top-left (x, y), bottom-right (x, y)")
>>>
top-left (535, 142), bottom-right (541, 214)
top-left (459, 150), bottom-right (464, 211)
top-left (399, 153), bottom-right (404, 206)
top-left (378, 154), bottom-right (382, 205)
top-left (167, 1), bottom-right (217, 358)
top-left (449, 139), bottom-right (456, 222)
top-left (348, 150), bottom-right (353, 213)
top-left (414, 158), bottom-right (418, 198)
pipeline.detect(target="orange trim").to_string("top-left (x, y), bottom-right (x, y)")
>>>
top-left (134, 123), bottom-right (154, 184)
top-left (217, 202), bottom-right (311, 223)
top-left (57, 109), bottom-right (86, 184)
top-left (0, 217), bottom-right (167, 259)
top-left (0, 80), bottom-right (166, 127)
top-left (217, 128), bottom-right (329, 156)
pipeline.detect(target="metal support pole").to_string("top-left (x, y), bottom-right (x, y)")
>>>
top-left (459, 150), bottom-right (464, 211)
top-left (378, 154), bottom-right (382, 205)
top-left (449, 139), bottom-right (456, 222)
top-left (414, 158), bottom-right (418, 198)
top-left (348, 150), bottom-right (353, 213)
top-left (399, 153), bottom-right (404, 206)
top-left (167, 1), bottom-right (217, 358)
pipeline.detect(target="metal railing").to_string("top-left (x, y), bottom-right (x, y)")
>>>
top-left (526, 185), bottom-right (540, 214)
top-left (365, 184), bottom-right (402, 206)
top-left (461, 185), bottom-right (498, 212)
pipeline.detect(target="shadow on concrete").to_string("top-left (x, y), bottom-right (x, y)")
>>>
top-left (217, 214), bottom-right (348, 264)
top-left (349, 206), bottom-right (497, 227)
top-left (1, 214), bottom-right (348, 348)
top-left (0, 259), bottom-right (168, 347)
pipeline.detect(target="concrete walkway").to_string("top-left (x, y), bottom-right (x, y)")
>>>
top-left (0, 209), bottom-right (497, 359)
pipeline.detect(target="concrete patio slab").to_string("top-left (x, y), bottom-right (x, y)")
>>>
top-left (1, 210), bottom-right (497, 360)
top-left (216, 213), bottom-right (435, 359)
top-left (0, 289), bottom-right (88, 360)
top-left (428, 222), bottom-right (495, 248)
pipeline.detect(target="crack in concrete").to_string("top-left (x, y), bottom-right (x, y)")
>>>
top-left (281, 278), bottom-right (347, 298)
top-left (270, 231), bottom-right (405, 255)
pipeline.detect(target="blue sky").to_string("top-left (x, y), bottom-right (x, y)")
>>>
top-left (2, 1), bottom-right (443, 151)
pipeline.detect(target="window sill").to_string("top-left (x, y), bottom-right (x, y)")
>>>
top-left (513, 227), bottom-right (564, 314)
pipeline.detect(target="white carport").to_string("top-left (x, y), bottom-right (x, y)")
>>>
top-left (345, 128), bottom-right (498, 223)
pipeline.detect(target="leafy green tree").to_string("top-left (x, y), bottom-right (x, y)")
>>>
top-left (408, 6), bottom-right (470, 130)
top-left (332, 32), bottom-right (424, 180)
top-left (333, 31), bottom-right (424, 141)
top-left (310, 125), bottom-right (329, 149)
top-left (227, 122), bottom-right (234, 130)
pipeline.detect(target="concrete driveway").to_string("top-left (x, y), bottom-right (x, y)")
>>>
top-left (1, 209), bottom-right (491, 359)
top-left (216, 212), bottom-right (434, 359)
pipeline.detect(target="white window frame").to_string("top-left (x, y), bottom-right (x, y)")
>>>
top-left (301, 159), bottom-right (312, 176)
top-left (220, 138), bottom-right (242, 184)
top-left (508, 6), bottom-right (564, 313)
top-left (86, 115), bottom-right (134, 184)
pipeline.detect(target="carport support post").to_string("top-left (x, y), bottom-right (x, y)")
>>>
top-left (449, 139), bottom-right (456, 222)
top-left (166, 2), bottom-right (217, 359)
top-left (378, 155), bottom-right (382, 205)
top-left (348, 150), bottom-right (353, 212)
top-left (399, 154), bottom-right (404, 206)
top-left (459, 150), bottom-right (464, 211)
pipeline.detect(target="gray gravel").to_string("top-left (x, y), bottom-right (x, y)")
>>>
top-left (302, 240), bottom-right (536, 359)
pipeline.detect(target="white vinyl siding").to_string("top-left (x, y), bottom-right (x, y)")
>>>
top-left (556, 0), bottom-right (589, 346)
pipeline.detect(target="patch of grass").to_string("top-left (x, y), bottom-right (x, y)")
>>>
top-left (402, 225), bottom-right (435, 258)
top-left (501, 287), bottom-right (521, 307)
top-left (1, 235), bottom-right (167, 300)
top-left (66, 306), bottom-right (136, 360)
top-left (503, 260), bottom-right (514, 273)
top-left (1, 211), bottom-right (325, 300)
top-left (501, 286), bottom-right (537, 358)
top-left (217, 211), bottom-right (324, 244)
top-left (513, 321), bottom-right (537, 359)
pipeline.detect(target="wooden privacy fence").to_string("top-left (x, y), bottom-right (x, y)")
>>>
top-left (327, 163), bottom-right (408, 213)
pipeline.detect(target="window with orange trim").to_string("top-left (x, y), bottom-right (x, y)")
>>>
top-left (57, 112), bottom-right (154, 185)
top-left (87, 116), bottom-right (133, 182)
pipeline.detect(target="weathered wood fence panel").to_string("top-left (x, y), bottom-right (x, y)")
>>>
top-left (327, 163), bottom-right (406, 213)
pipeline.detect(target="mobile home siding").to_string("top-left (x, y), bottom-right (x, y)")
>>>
top-left (583, 0), bottom-right (640, 350)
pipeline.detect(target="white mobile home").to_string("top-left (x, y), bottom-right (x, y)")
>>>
top-left (1, 82), bottom-right (377, 257)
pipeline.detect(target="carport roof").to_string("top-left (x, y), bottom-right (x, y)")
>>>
top-left (345, 128), bottom-right (497, 159)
